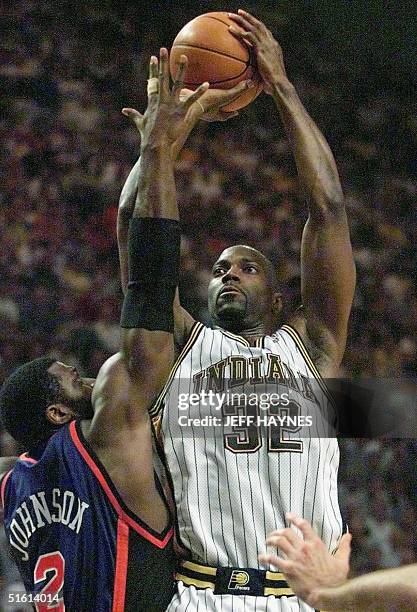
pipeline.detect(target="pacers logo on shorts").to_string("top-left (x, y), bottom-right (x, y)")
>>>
top-left (228, 570), bottom-right (250, 591)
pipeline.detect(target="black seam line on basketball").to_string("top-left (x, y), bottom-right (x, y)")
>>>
top-left (200, 13), bottom-right (250, 46)
top-left (204, 14), bottom-right (234, 27)
top-left (175, 42), bottom-right (250, 66)
top-left (201, 15), bottom-right (258, 69)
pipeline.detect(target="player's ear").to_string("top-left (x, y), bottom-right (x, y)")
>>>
top-left (272, 292), bottom-right (283, 316)
top-left (46, 404), bottom-right (75, 426)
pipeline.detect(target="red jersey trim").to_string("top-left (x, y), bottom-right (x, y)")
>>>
top-left (69, 421), bottom-right (173, 548)
top-left (112, 519), bottom-right (129, 612)
top-left (19, 453), bottom-right (38, 464)
top-left (0, 470), bottom-right (13, 509)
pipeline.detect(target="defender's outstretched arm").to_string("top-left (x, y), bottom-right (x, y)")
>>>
top-left (89, 50), bottom-right (201, 445)
top-left (85, 51), bottom-right (205, 522)
top-left (117, 67), bottom-right (254, 348)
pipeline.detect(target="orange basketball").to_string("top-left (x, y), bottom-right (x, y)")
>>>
top-left (170, 12), bottom-right (263, 112)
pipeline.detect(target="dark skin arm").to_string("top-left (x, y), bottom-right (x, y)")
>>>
top-left (118, 160), bottom-right (193, 348)
top-left (230, 10), bottom-right (356, 375)
top-left (118, 73), bottom-right (255, 349)
top-left (84, 50), bottom-right (205, 531)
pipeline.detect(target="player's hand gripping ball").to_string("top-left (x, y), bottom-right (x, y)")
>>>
top-left (170, 12), bottom-right (263, 112)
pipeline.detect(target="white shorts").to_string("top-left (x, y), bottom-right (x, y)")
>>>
top-left (166, 582), bottom-right (315, 611)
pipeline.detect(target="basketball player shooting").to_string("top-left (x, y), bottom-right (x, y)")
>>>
top-left (0, 52), bottom-right (230, 611)
top-left (117, 10), bottom-right (356, 612)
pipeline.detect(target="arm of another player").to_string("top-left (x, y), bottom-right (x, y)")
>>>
top-left (118, 158), bottom-right (193, 349)
top-left (118, 64), bottom-right (254, 349)
top-left (230, 10), bottom-right (356, 373)
top-left (86, 50), bottom-right (202, 490)
top-left (260, 514), bottom-right (417, 611)
top-left (91, 49), bottom-right (185, 438)
top-left (315, 565), bottom-right (417, 611)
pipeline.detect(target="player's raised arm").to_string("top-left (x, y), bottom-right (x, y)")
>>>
top-left (118, 155), bottom-right (142, 294)
top-left (84, 50), bottom-right (214, 517)
top-left (230, 10), bottom-right (356, 373)
top-left (89, 50), bottom-right (205, 444)
top-left (260, 514), bottom-right (417, 611)
top-left (117, 56), bottom-right (255, 349)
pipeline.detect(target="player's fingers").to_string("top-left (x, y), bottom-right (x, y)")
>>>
top-left (158, 47), bottom-right (170, 99)
top-left (147, 55), bottom-right (159, 104)
top-left (121, 108), bottom-right (143, 127)
top-left (181, 82), bottom-right (210, 110)
top-left (266, 534), bottom-right (297, 557)
top-left (197, 79), bottom-right (253, 115)
top-left (265, 529), bottom-right (283, 540)
top-left (228, 12), bottom-right (255, 32)
top-left (215, 79), bottom-right (254, 106)
top-left (228, 26), bottom-right (256, 47)
top-left (172, 55), bottom-right (188, 99)
top-left (334, 533), bottom-right (352, 560)
top-left (267, 528), bottom-right (303, 551)
top-left (237, 9), bottom-right (266, 31)
top-left (286, 514), bottom-right (318, 543)
top-left (149, 55), bottom-right (158, 79)
top-left (147, 55), bottom-right (159, 103)
top-left (281, 527), bottom-right (305, 549)
top-left (258, 553), bottom-right (293, 572)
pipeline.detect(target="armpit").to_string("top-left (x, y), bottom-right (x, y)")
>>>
top-left (286, 307), bottom-right (337, 376)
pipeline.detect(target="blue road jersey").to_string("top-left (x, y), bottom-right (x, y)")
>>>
top-left (1, 420), bottom-right (175, 611)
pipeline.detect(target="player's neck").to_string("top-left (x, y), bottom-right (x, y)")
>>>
top-left (218, 321), bottom-right (273, 342)
top-left (240, 327), bottom-right (270, 346)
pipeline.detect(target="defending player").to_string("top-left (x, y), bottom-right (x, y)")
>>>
top-left (117, 12), bottom-right (355, 611)
top-left (261, 514), bottom-right (417, 610)
top-left (0, 51), bottom-right (224, 611)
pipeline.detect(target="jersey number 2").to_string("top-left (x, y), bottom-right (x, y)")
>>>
top-left (34, 551), bottom-right (65, 611)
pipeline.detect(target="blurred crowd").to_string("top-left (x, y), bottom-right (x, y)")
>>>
top-left (339, 440), bottom-right (417, 574)
top-left (1, 0), bottom-right (416, 592)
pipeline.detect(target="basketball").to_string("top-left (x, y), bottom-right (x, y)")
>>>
top-left (170, 12), bottom-right (263, 112)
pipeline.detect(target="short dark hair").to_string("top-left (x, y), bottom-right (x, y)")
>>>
top-left (0, 356), bottom-right (60, 449)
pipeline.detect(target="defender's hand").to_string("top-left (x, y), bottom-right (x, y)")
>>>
top-left (122, 49), bottom-right (209, 156)
top-left (259, 513), bottom-right (351, 607)
top-left (180, 80), bottom-right (254, 122)
top-left (228, 9), bottom-right (288, 94)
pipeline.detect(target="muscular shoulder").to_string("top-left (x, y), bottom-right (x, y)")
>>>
top-left (91, 353), bottom-right (126, 403)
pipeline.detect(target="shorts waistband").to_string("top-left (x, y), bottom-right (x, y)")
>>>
top-left (175, 560), bottom-right (295, 598)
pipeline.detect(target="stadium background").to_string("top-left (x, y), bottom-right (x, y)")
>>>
top-left (1, 0), bottom-right (416, 598)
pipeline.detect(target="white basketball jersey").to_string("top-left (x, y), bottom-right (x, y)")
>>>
top-left (151, 322), bottom-right (343, 569)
